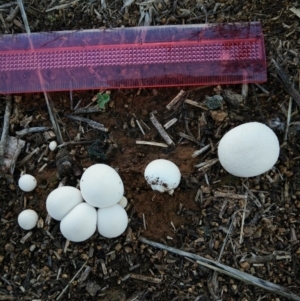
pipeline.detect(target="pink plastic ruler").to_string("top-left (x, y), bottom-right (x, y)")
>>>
top-left (0, 22), bottom-right (266, 94)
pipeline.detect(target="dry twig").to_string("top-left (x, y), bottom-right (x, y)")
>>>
top-left (139, 237), bottom-right (300, 301)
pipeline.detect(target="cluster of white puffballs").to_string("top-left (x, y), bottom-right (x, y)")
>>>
top-left (218, 122), bottom-right (280, 177)
top-left (46, 164), bottom-right (128, 242)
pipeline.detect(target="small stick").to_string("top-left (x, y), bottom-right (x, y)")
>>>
top-left (196, 158), bottom-right (219, 171)
top-left (139, 237), bottom-right (300, 301)
top-left (63, 239), bottom-right (70, 254)
top-left (272, 58), bottom-right (300, 107)
top-left (139, 120), bottom-right (150, 130)
top-left (20, 231), bottom-right (33, 244)
top-left (66, 114), bottom-right (108, 132)
top-left (166, 90), bottom-right (185, 110)
top-left (290, 6), bottom-right (300, 18)
top-left (17, 147), bottom-right (40, 166)
top-left (184, 99), bottom-right (208, 110)
top-left (184, 117), bottom-right (201, 145)
top-left (195, 158), bottom-right (217, 168)
top-left (214, 191), bottom-right (247, 200)
top-left (130, 273), bottom-right (161, 284)
top-left (46, 0), bottom-right (79, 12)
top-left (242, 183), bottom-right (261, 208)
top-left (284, 97), bottom-right (292, 141)
top-left (74, 106), bottom-right (102, 114)
top-left (178, 132), bottom-right (200, 145)
top-left (150, 114), bottom-right (174, 146)
top-left (45, 94), bottom-right (64, 145)
top-left (163, 118), bottom-right (178, 129)
top-left (0, 96), bottom-right (12, 162)
top-left (197, 116), bottom-right (201, 140)
top-left (15, 127), bottom-right (51, 136)
top-left (254, 83), bottom-right (270, 95)
top-left (241, 83), bottom-right (248, 99)
top-left (136, 141), bottom-right (168, 148)
top-left (192, 144), bottom-right (211, 158)
top-left (245, 253), bottom-right (291, 264)
top-left (70, 90), bottom-right (73, 110)
top-left (142, 213), bottom-right (147, 230)
top-left (239, 199), bottom-right (247, 244)
top-left (136, 120), bottom-right (145, 135)
top-left (56, 261), bottom-right (87, 300)
top-left (6, 5), bottom-right (19, 22)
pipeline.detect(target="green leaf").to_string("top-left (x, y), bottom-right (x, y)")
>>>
top-left (97, 93), bottom-right (110, 109)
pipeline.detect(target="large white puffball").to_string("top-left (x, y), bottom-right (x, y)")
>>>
top-left (18, 174), bottom-right (37, 192)
top-left (80, 164), bottom-right (124, 208)
top-left (46, 186), bottom-right (83, 221)
top-left (218, 122), bottom-right (280, 177)
top-left (144, 159), bottom-right (181, 194)
top-left (60, 203), bottom-right (97, 242)
top-left (18, 209), bottom-right (38, 230)
top-left (97, 204), bottom-right (128, 238)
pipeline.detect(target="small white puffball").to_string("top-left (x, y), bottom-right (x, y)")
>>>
top-left (97, 204), bottom-right (128, 238)
top-left (60, 203), bottom-right (97, 242)
top-left (218, 122), bottom-right (280, 177)
top-left (144, 159), bottom-right (181, 195)
top-left (18, 174), bottom-right (37, 192)
top-left (49, 141), bottom-right (57, 151)
top-left (46, 186), bottom-right (83, 221)
top-left (118, 196), bottom-right (128, 208)
top-left (18, 209), bottom-right (38, 230)
top-left (80, 164), bottom-right (124, 208)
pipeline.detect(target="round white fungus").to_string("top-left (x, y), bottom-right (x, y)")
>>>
top-left (18, 209), bottom-right (38, 230)
top-left (80, 164), bottom-right (124, 208)
top-left (218, 122), bottom-right (280, 177)
top-left (18, 174), bottom-right (37, 192)
top-left (144, 159), bottom-right (181, 195)
top-left (49, 141), bottom-right (57, 151)
top-left (118, 196), bottom-right (128, 208)
top-left (97, 204), bottom-right (128, 238)
top-left (60, 203), bottom-right (97, 242)
top-left (46, 186), bottom-right (83, 221)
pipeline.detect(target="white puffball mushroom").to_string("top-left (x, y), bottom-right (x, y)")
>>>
top-left (144, 159), bottom-right (181, 195)
top-left (80, 164), bottom-right (124, 208)
top-left (60, 203), bottom-right (97, 242)
top-left (46, 186), bottom-right (83, 221)
top-left (97, 204), bottom-right (128, 238)
top-left (18, 174), bottom-right (37, 192)
top-left (49, 141), bottom-right (57, 151)
top-left (118, 196), bottom-right (128, 208)
top-left (18, 209), bottom-right (38, 230)
top-left (218, 122), bottom-right (280, 177)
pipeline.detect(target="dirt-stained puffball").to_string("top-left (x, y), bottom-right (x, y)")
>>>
top-left (218, 122), bottom-right (280, 177)
top-left (97, 204), bottom-right (128, 238)
top-left (46, 186), bottom-right (83, 221)
top-left (49, 141), bottom-right (57, 151)
top-left (144, 159), bottom-right (181, 194)
top-left (18, 209), bottom-right (38, 230)
top-left (80, 164), bottom-right (124, 208)
top-left (18, 174), bottom-right (37, 192)
top-left (60, 203), bottom-right (97, 242)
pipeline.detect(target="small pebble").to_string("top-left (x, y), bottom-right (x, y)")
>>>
top-left (115, 243), bottom-right (122, 251)
top-left (141, 109), bottom-right (148, 116)
top-left (5, 244), bottom-right (15, 253)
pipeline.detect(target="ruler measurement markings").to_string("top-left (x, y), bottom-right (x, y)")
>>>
top-left (1, 40), bottom-right (262, 72)
top-left (0, 23), bottom-right (266, 94)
